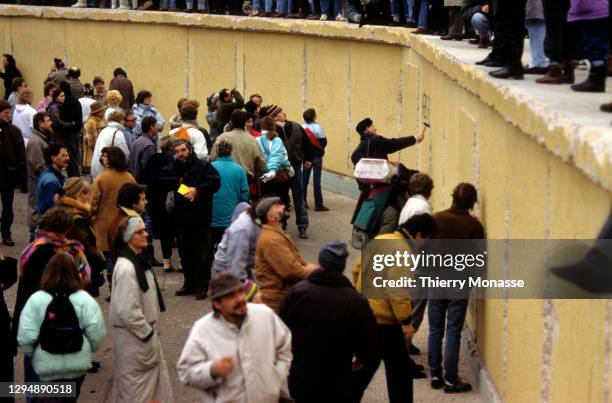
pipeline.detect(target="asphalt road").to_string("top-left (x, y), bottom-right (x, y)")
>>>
top-left (3, 186), bottom-right (482, 403)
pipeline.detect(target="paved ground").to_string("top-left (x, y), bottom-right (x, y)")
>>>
top-left (3, 187), bottom-right (482, 402)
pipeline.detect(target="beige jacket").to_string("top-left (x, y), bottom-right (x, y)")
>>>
top-left (177, 303), bottom-right (292, 403)
top-left (210, 129), bottom-right (266, 179)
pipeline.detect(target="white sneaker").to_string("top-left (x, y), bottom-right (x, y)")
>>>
top-left (351, 13), bottom-right (361, 23)
top-left (71, 2), bottom-right (87, 7)
top-left (117, 5), bottom-right (129, 9)
top-left (335, 13), bottom-right (346, 22)
top-left (392, 16), bottom-right (399, 23)
top-left (319, 13), bottom-right (327, 20)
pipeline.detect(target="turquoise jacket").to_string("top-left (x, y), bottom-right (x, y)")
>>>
top-left (211, 156), bottom-right (250, 228)
top-left (257, 135), bottom-right (291, 172)
top-left (17, 290), bottom-right (106, 381)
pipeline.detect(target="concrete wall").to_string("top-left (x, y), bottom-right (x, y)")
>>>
top-left (1, 6), bottom-right (612, 402)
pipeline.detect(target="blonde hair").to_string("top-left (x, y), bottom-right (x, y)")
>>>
top-left (106, 90), bottom-right (123, 107)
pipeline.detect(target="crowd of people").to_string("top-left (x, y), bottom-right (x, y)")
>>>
top-left (0, 52), bottom-right (486, 402)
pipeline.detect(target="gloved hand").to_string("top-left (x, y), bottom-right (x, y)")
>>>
top-left (261, 171), bottom-right (276, 183)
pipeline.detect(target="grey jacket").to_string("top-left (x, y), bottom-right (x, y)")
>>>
top-left (26, 129), bottom-right (51, 227)
top-left (526, 0), bottom-right (544, 20)
top-left (129, 134), bottom-right (157, 183)
top-left (214, 211), bottom-right (261, 280)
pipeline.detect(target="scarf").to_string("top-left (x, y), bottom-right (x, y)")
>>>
top-left (19, 230), bottom-right (91, 282)
top-left (117, 247), bottom-right (166, 312)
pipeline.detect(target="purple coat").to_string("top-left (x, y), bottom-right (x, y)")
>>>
top-left (568, 0), bottom-right (609, 22)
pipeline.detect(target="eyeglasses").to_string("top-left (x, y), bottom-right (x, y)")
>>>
top-left (134, 229), bottom-right (147, 235)
top-left (126, 118), bottom-right (136, 122)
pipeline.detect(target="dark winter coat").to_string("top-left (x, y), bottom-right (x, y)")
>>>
top-left (215, 90), bottom-right (244, 130)
top-left (59, 88), bottom-right (83, 133)
top-left (279, 268), bottom-right (379, 402)
top-left (277, 121), bottom-right (314, 165)
top-left (0, 257), bottom-right (18, 368)
top-left (160, 154), bottom-right (221, 228)
top-left (0, 60), bottom-right (22, 100)
top-left (350, 132), bottom-right (417, 166)
top-left (143, 149), bottom-right (174, 239)
top-left (0, 120), bottom-right (26, 191)
top-left (109, 74), bottom-right (135, 111)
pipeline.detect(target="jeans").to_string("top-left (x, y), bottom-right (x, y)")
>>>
top-left (417, 0), bottom-right (430, 29)
top-left (471, 12), bottom-right (490, 38)
top-left (252, 0), bottom-right (273, 12)
top-left (276, 0), bottom-right (293, 14)
top-left (104, 252), bottom-right (114, 282)
top-left (303, 156), bottom-right (323, 208)
top-left (580, 18), bottom-right (610, 66)
top-left (185, 0), bottom-right (205, 9)
top-left (320, 0), bottom-right (340, 15)
top-left (428, 299), bottom-right (469, 383)
top-left (390, 0), bottom-right (415, 21)
top-left (290, 163), bottom-right (309, 232)
top-left (526, 19), bottom-right (549, 68)
top-left (24, 356), bottom-right (40, 403)
top-left (0, 186), bottom-right (15, 239)
top-left (162, 0), bottom-right (176, 8)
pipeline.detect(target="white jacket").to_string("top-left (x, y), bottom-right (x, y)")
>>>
top-left (12, 103), bottom-right (37, 145)
top-left (91, 122), bottom-right (130, 178)
top-left (169, 124), bottom-right (208, 160)
top-left (177, 303), bottom-right (292, 403)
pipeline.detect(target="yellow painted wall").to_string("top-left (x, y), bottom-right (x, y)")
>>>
top-left (1, 7), bottom-right (611, 402)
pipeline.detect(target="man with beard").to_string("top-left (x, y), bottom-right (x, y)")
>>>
top-left (0, 100), bottom-right (26, 246)
top-left (161, 139), bottom-right (221, 300)
top-left (254, 197), bottom-right (317, 310)
top-left (177, 272), bottom-right (292, 402)
top-left (26, 112), bottom-right (53, 241)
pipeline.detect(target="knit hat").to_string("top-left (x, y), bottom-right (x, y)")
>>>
top-left (356, 118), bottom-right (373, 135)
top-left (318, 241), bottom-right (349, 272)
top-left (209, 272), bottom-right (244, 300)
top-left (261, 104), bottom-right (282, 119)
top-left (398, 195), bottom-right (433, 226)
top-left (122, 216), bottom-right (145, 243)
top-left (243, 279), bottom-right (258, 302)
top-left (255, 196), bottom-right (281, 223)
top-left (89, 101), bottom-right (106, 116)
top-left (63, 177), bottom-right (86, 199)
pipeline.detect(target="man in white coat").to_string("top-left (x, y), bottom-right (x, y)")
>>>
top-left (177, 272), bottom-right (292, 402)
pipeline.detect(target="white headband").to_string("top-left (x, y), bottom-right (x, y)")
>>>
top-left (123, 216), bottom-right (144, 243)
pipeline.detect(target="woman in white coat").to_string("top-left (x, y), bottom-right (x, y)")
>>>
top-left (108, 216), bottom-right (173, 403)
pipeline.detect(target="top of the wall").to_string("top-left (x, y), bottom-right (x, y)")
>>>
top-left (2, 5), bottom-right (611, 192)
top-left (0, 5), bottom-right (412, 45)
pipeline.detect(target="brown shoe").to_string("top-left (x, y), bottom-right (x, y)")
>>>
top-left (478, 37), bottom-right (491, 48)
top-left (412, 27), bottom-right (432, 35)
top-left (601, 101), bottom-right (612, 113)
top-left (561, 61), bottom-right (576, 84)
top-left (535, 64), bottom-right (563, 84)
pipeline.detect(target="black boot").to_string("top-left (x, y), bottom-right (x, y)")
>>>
top-left (571, 65), bottom-right (607, 93)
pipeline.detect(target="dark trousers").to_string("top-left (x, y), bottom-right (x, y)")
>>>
top-left (410, 297), bottom-right (428, 331)
top-left (262, 179), bottom-right (291, 209)
top-left (579, 18), bottom-right (610, 64)
top-left (447, 6), bottom-right (463, 36)
top-left (289, 162), bottom-right (309, 232)
top-left (0, 349), bottom-right (14, 403)
top-left (303, 156), bottom-right (323, 208)
top-left (351, 324), bottom-right (413, 403)
top-left (35, 375), bottom-right (85, 403)
top-left (160, 232), bottom-right (175, 260)
top-left (495, 0), bottom-right (527, 68)
top-left (203, 226), bottom-right (226, 281)
top-left (542, 0), bottom-right (580, 64)
top-left (177, 226), bottom-right (210, 292)
top-left (65, 132), bottom-right (80, 178)
top-left (427, 299), bottom-right (469, 383)
top-left (0, 186), bottom-right (15, 239)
